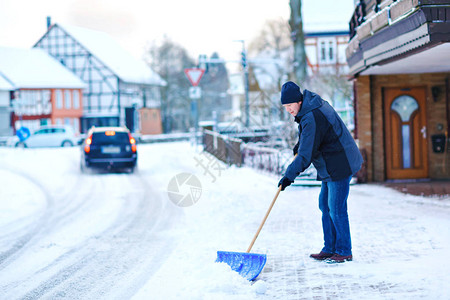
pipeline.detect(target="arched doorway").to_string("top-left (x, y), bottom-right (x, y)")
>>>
top-left (384, 87), bottom-right (428, 179)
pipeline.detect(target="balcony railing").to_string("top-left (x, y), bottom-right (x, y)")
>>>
top-left (349, 0), bottom-right (450, 41)
top-left (349, 0), bottom-right (397, 39)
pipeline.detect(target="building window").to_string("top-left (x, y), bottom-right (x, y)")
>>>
top-left (65, 90), bottom-right (71, 109)
top-left (329, 41), bottom-right (334, 61)
top-left (55, 90), bottom-right (63, 109)
top-left (318, 38), bottom-right (336, 64)
top-left (320, 42), bottom-right (326, 62)
top-left (40, 118), bottom-right (50, 126)
top-left (42, 90), bottom-right (52, 114)
top-left (391, 96), bottom-right (419, 169)
top-left (73, 90), bottom-right (80, 109)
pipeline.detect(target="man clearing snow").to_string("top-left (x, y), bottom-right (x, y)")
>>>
top-left (278, 81), bottom-right (363, 263)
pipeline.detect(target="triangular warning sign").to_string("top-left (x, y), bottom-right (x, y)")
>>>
top-left (184, 68), bottom-right (205, 86)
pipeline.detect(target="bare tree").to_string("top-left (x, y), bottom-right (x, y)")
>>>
top-left (248, 18), bottom-right (292, 92)
top-left (145, 36), bottom-right (196, 132)
top-left (246, 18), bottom-right (298, 148)
top-left (309, 74), bottom-right (352, 102)
top-left (289, 0), bottom-right (307, 83)
top-left (198, 52), bottom-right (230, 122)
top-left (248, 18), bottom-right (292, 55)
top-left (307, 73), bottom-right (354, 128)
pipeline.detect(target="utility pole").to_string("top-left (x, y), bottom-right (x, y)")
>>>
top-left (237, 40), bottom-right (250, 128)
top-left (289, 0), bottom-right (307, 83)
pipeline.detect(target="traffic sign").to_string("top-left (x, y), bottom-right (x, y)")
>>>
top-left (184, 68), bottom-right (205, 86)
top-left (16, 127), bottom-right (30, 141)
top-left (189, 86), bottom-right (202, 99)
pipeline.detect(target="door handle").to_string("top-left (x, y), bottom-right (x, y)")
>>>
top-left (420, 126), bottom-right (427, 139)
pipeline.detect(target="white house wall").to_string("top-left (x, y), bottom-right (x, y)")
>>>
top-left (143, 86), bottom-right (162, 108)
top-left (304, 34), bottom-right (349, 75)
top-left (0, 108), bottom-right (11, 135)
top-left (15, 90), bottom-right (52, 116)
top-left (0, 90), bottom-right (9, 107)
top-left (0, 91), bottom-right (10, 135)
top-left (305, 44), bottom-right (317, 66)
top-left (337, 36), bottom-right (348, 65)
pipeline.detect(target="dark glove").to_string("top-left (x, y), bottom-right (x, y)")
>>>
top-left (278, 176), bottom-right (293, 191)
top-left (293, 142), bottom-right (299, 156)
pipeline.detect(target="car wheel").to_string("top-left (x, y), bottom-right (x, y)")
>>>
top-left (62, 140), bottom-right (73, 147)
top-left (80, 161), bottom-right (91, 174)
top-left (15, 142), bottom-right (26, 148)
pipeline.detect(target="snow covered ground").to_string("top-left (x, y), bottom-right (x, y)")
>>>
top-left (0, 142), bottom-right (449, 299)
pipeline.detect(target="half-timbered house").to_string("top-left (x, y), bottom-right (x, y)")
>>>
top-left (34, 22), bottom-right (166, 133)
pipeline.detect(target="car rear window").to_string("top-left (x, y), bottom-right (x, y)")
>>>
top-left (91, 131), bottom-right (129, 145)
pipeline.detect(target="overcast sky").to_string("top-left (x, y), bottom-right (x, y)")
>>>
top-left (0, 0), bottom-right (354, 66)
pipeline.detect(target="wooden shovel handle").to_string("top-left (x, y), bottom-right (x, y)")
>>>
top-left (246, 154), bottom-right (297, 253)
top-left (246, 185), bottom-right (282, 253)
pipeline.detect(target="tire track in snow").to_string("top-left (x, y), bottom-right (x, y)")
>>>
top-left (8, 172), bottom-right (182, 300)
top-left (0, 167), bottom-right (54, 270)
top-left (0, 167), bottom-right (100, 271)
top-left (0, 167), bottom-right (99, 294)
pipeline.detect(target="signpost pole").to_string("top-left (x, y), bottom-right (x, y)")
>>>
top-left (184, 68), bottom-right (205, 146)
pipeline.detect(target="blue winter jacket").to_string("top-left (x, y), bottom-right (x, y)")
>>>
top-left (285, 89), bottom-right (363, 182)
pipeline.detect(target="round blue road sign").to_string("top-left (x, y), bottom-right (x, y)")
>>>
top-left (17, 127), bottom-right (31, 141)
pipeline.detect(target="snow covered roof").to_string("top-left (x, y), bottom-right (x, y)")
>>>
top-left (0, 47), bottom-right (86, 89)
top-left (0, 72), bottom-right (14, 90)
top-left (55, 23), bottom-right (166, 86)
top-left (302, 0), bottom-right (353, 33)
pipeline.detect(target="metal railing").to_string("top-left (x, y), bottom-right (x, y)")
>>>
top-left (241, 144), bottom-right (287, 175)
top-left (200, 130), bottom-right (368, 182)
top-left (202, 129), bottom-right (294, 175)
top-left (202, 130), bottom-right (242, 166)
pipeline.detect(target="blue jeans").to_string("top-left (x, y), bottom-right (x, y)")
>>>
top-left (318, 176), bottom-right (352, 256)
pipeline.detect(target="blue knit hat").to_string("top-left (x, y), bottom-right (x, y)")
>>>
top-left (280, 81), bottom-right (303, 104)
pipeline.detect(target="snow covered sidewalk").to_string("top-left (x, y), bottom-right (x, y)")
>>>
top-left (133, 142), bottom-right (450, 300)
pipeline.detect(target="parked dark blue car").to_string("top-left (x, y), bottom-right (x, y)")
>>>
top-left (81, 126), bottom-right (137, 173)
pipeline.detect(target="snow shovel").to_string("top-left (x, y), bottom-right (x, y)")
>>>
top-left (216, 185), bottom-right (283, 281)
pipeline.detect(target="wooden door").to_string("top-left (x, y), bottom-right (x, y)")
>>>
top-left (384, 87), bottom-right (428, 179)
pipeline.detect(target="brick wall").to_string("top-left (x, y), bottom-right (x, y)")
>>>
top-left (355, 73), bottom-right (450, 181)
top-left (355, 76), bottom-right (373, 181)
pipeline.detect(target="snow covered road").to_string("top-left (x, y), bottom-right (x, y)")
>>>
top-left (0, 142), bottom-right (449, 299)
top-left (0, 146), bottom-right (182, 299)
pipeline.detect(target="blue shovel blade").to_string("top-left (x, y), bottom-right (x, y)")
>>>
top-left (216, 251), bottom-right (267, 281)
